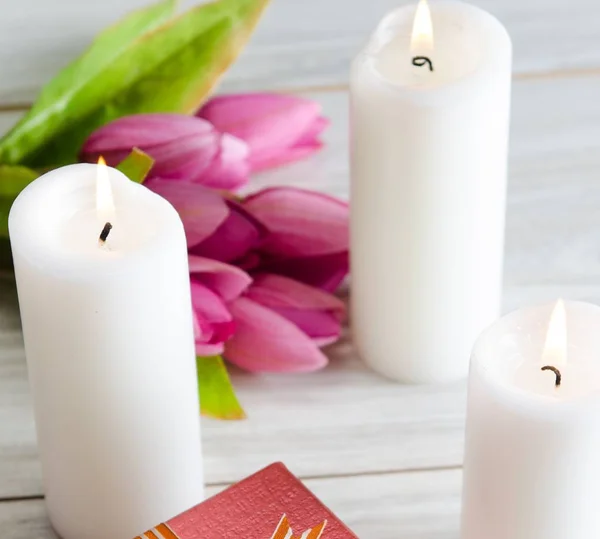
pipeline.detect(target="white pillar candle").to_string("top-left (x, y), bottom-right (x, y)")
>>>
top-left (350, 0), bottom-right (512, 383)
top-left (9, 163), bottom-right (204, 539)
top-left (462, 300), bottom-right (600, 539)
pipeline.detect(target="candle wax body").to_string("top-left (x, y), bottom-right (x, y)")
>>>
top-left (462, 301), bottom-right (600, 539)
top-left (350, 1), bottom-right (512, 383)
top-left (9, 165), bottom-right (204, 539)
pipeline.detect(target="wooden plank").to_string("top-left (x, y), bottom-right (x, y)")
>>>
top-left (1, 0), bottom-right (600, 105)
top-left (0, 468), bottom-right (462, 538)
top-left (0, 277), bottom-right (468, 498)
top-left (3, 73), bottom-right (600, 498)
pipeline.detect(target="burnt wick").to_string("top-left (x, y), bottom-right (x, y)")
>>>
top-left (98, 222), bottom-right (113, 245)
top-left (541, 365), bottom-right (562, 387)
top-left (412, 56), bottom-right (434, 72)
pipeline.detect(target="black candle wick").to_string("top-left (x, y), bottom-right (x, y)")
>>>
top-left (98, 222), bottom-right (113, 244)
top-left (541, 365), bottom-right (562, 387)
top-left (412, 56), bottom-right (434, 72)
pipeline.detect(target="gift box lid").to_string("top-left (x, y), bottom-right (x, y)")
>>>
top-left (136, 462), bottom-right (358, 538)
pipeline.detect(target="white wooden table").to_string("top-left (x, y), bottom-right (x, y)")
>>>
top-left (2, 0), bottom-right (600, 536)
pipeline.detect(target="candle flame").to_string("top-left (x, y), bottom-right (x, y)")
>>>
top-left (411, 0), bottom-right (434, 53)
top-left (96, 156), bottom-right (115, 222)
top-left (542, 299), bottom-right (567, 368)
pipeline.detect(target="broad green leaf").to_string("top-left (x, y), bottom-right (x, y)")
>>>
top-left (116, 148), bottom-right (155, 184)
top-left (197, 355), bottom-right (246, 420)
top-left (0, 166), bottom-right (40, 236)
top-left (0, 0), bottom-right (176, 167)
top-left (0, 0), bottom-right (270, 168)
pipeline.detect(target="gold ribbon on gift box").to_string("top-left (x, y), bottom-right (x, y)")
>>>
top-left (270, 515), bottom-right (327, 539)
top-left (136, 523), bottom-right (179, 539)
top-left (137, 514), bottom-right (327, 539)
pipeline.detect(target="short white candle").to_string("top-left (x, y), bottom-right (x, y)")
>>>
top-left (350, 0), bottom-right (512, 383)
top-left (9, 163), bottom-right (204, 539)
top-left (462, 300), bottom-right (600, 539)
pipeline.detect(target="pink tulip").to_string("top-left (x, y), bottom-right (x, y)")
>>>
top-left (224, 274), bottom-right (345, 372)
top-left (180, 185), bottom-right (348, 293)
top-left (188, 256), bottom-right (252, 356)
top-left (245, 274), bottom-right (345, 346)
top-left (243, 187), bottom-right (349, 257)
top-left (256, 251), bottom-right (349, 293)
top-left (242, 187), bottom-right (349, 291)
top-left (224, 297), bottom-right (329, 373)
top-left (81, 114), bottom-right (250, 190)
top-left (190, 199), bottom-right (267, 263)
top-left (197, 93), bottom-right (328, 172)
top-left (146, 179), bottom-right (229, 248)
top-left (148, 179), bottom-right (349, 372)
top-left (191, 281), bottom-right (236, 356)
top-left (188, 256), bottom-right (252, 301)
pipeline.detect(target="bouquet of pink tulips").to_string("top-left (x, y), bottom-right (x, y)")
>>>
top-left (81, 96), bottom-right (349, 417)
top-left (0, 0), bottom-right (348, 418)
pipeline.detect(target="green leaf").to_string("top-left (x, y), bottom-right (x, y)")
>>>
top-left (116, 148), bottom-right (155, 184)
top-left (0, 0), bottom-right (175, 167)
top-left (197, 355), bottom-right (246, 420)
top-left (0, 0), bottom-right (270, 168)
top-left (0, 166), bottom-right (40, 236)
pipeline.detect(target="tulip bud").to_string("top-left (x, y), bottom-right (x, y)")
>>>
top-left (81, 114), bottom-right (250, 190)
top-left (197, 93), bottom-right (328, 172)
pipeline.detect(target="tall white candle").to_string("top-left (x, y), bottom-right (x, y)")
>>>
top-left (350, 0), bottom-right (512, 383)
top-left (9, 163), bottom-right (204, 539)
top-left (462, 300), bottom-right (600, 539)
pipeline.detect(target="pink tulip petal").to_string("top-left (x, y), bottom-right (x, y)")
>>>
top-left (249, 141), bottom-right (323, 172)
top-left (257, 251), bottom-right (349, 292)
top-left (85, 136), bottom-right (218, 184)
top-left (243, 187), bottom-right (349, 257)
top-left (269, 308), bottom-right (342, 346)
top-left (146, 179), bottom-right (229, 248)
top-left (224, 297), bottom-right (328, 373)
top-left (249, 116), bottom-right (328, 171)
top-left (244, 274), bottom-right (344, 345)
top-left (199, 134), bottom-right (250, 190)
top-left (81, 114), bottom-right (250, 189)
top-left (236, 252), bottom-right (262, 271)
top-left (195, 342), bottom-right (225, 356)
top-left (295, 116), bottom-right (329, 146)
top-left (191, 200), bottom-right (265, 263)
top-left (188, 256), bottom-right (252, 301)
top-left (246, 274), bottom-right (345, 321)
top-left (191, 281), bottom-right (233, 323)
top-left (192, 312), bottom-right (225, 356)
top-left (81, 115), bottom-right (219, 179)
top-left (145, 134), bottom-right (218, 181)
top-left (82, 114), bottom-right (213, 151)
top-left (191, 281), bottom-right (236, 353)
top-left (198, 93), bottom-right (321, 154)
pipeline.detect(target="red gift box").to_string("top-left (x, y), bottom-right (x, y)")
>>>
top-left (135, 462), bottom-right (358, 538)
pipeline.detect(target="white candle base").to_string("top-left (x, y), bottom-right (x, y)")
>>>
top-left (9, 165), bottom-right (204, 539)
top-left (462, 301), bottom-right (600, 539)
top-left (350, 1), bottom-right (512, 384)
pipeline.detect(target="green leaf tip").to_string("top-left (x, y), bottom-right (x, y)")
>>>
top-left (116, 148), bottom-right (155, 184)
top-left (197, 355), bottom-right (246, 420)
